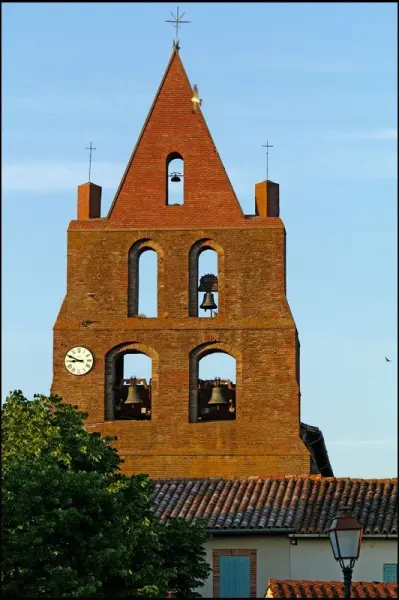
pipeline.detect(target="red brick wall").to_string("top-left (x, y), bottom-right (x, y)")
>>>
top-left (52, 226), bottom-right (310, 478)
top-left (51, 49), bottom-right (310, 479)
top-left (77, 182), bottom-right (101, 219)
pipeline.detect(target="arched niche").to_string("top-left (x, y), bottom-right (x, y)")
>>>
top-left (127, 239), bottom-right (164, 317)
top-left (104, 342), bottom-right (158, 421)
top-left (188, 239), bottom-right (224, 317)
top-left (166, 152), bottom-right (184, 205)
top-left (189, 342), bottom-right (241, 423)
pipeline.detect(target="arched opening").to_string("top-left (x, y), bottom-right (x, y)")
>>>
top-left (189, 344), bottom-right (237, 423)
top-left (188, 239), bottom-right (223, 318)
top-left (198, 249), bottom-right (218, 318)
top-left (166, 152), bottom-right (184, 205)
top-left (128, 240), bottom-right (163, 318)
top-left (138, 250), bottom-right (157, 317)
top-left (105, 345), bottom-right (154, 421)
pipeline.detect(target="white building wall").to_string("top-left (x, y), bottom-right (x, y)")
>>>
top-left (198, 536), bottom-right (396, 598)
top-left (289, 538), bottom-right (396, 584)
top-left (198, 536), bottom-right (291, 598)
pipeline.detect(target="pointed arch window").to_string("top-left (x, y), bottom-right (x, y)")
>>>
top-left (166, 152), bottom-right (184, 205)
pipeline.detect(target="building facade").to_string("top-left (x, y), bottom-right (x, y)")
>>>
top-left (52, 47), bottom-right (319, 479)
top-left (150, 475), bottom-right (397, 597)
top-left (205, 536), bottom-right (397, 598)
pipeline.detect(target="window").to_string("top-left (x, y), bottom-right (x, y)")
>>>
top-left (189, 345), bottom-right (237, 423)
top-left (137, 249), bottom-right (157, 317)
top-left (197, 352), bottom-right (236, 422)
top-left (166, 152), bottom-right (184, 205)
top-left (112, 352), bottom-right (152, 421)
top-left (220, 556), bottom-right (250, 598)
top-left (383, 564), bottom-right (398, 582)
top-left (128, 240), bottom-right (162, 318)
top-left (188, 239), bottom-right (224, 318)
top-left (198, 249), bottom-right (218, 318)
top-left (213, 550), bottom-right (256, 598)
top-left (104, 342), bottom-right (158, 421)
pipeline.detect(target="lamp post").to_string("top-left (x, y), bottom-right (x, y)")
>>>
top-left (328, 506), bottom-right (363, 599)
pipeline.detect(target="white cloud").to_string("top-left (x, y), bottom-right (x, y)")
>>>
top-left (2, 161), bottom-right (124, 193)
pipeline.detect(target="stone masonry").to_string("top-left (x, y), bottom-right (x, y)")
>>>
top-left (52, 48), bottom-right (311, 478)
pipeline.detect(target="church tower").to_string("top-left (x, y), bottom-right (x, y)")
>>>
top-left (52, 47), bottom-right (313, 478)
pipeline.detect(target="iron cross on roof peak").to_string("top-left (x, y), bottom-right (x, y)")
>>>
top-left (165, 6), bottom-right (191, 50)
top-left (262, 140), bottom-right (274, 181)
top-left (85, 142), bottom-right (96, 183)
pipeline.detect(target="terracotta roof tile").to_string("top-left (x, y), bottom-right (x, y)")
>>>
top-left (266, 579), bottom-right (398, 598)
top-left (151, 476), bottom-right (397, 534)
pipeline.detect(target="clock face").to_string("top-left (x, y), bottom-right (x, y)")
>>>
top-left (64, 346), bottom-right (94, 376)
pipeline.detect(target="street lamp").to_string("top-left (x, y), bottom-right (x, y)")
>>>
top-left (328, 506), bottom-right (363, 599)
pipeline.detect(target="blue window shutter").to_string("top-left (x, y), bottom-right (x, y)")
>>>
top-left (220, 555), bottom-right (251, 598)
top-left (383, 563), bottom-right (397, 582)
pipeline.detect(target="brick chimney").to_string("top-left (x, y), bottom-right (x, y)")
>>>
top-left (77, 182), bottom-right (102, 219)
top-left (255, 181), bottom-right (279, 217)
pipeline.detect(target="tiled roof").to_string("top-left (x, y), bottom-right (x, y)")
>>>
top-left (151, 476), bottom-right (397, 534)
top-left (266, 579), bottom-right (398, 598)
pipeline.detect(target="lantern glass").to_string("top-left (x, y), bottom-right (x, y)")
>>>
top-left (328, 509), bottom-right (363, 570)
top-left (329, 530), bottom-right (340, 560)
top-left (335, 529), bottom-right (362, 560)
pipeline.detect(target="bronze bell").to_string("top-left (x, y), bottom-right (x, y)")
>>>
top-left (200, 292), bottom-right (217, 311)
top-left (170, 172), bottom-right (181, 183)
top-left (208, 381), bottom-right (229, 406)
top-left (124, 377), bottom-right (144, 405)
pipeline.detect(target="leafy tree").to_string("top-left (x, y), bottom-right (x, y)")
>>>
top-left (2, 391), bottom-right (210, 598)
top-left (158, 517), bottom-right (211, 599)
top-left (2, 390), bottom-right (120, 474)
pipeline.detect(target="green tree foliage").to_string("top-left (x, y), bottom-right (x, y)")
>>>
top-left (2, 390), bottom-right (121, 474)
top-left (2, 391), bottom-right (210, 598)
top-left (158, 517), bottom-right (211, 599)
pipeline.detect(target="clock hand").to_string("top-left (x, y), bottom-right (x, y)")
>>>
top-left (67, 355), bottom-right (84, 362)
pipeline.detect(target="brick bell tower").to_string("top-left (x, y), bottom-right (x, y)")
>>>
top-left (52, 46), bottom-right (312, 478)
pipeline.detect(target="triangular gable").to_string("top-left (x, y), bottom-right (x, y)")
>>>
top-left (108, 49), bottom-right (245, 227)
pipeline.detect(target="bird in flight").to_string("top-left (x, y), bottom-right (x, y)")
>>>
top-left (385, 357), bottom-right (391, 362)
top-left (191, 84), bottom-right (202, 112)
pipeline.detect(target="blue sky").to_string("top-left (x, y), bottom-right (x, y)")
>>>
top-left (2, 3), bottom-right (397, 478)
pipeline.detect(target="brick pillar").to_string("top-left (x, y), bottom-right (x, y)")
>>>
top-left (77, 182), bottom-right (102, 219)
top-left (255, 181), bottom-right (279, 217)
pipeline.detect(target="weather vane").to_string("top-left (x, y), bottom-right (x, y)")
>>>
top-left (262, 141), bottom-right (274, 181)
top-left (85, 142), bottom-right (96, 182)
top-left (165, 6), bottom-right (191, 49)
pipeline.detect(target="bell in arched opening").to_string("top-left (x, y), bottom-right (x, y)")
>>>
top-left (169, 172), bottom-right (182, 183)
top-left (124, 376), bottom-right (144, 405)
top-left (200, 291), bottom-right (217, 312)
top-left (208, 378), bottom-right (229, 407)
